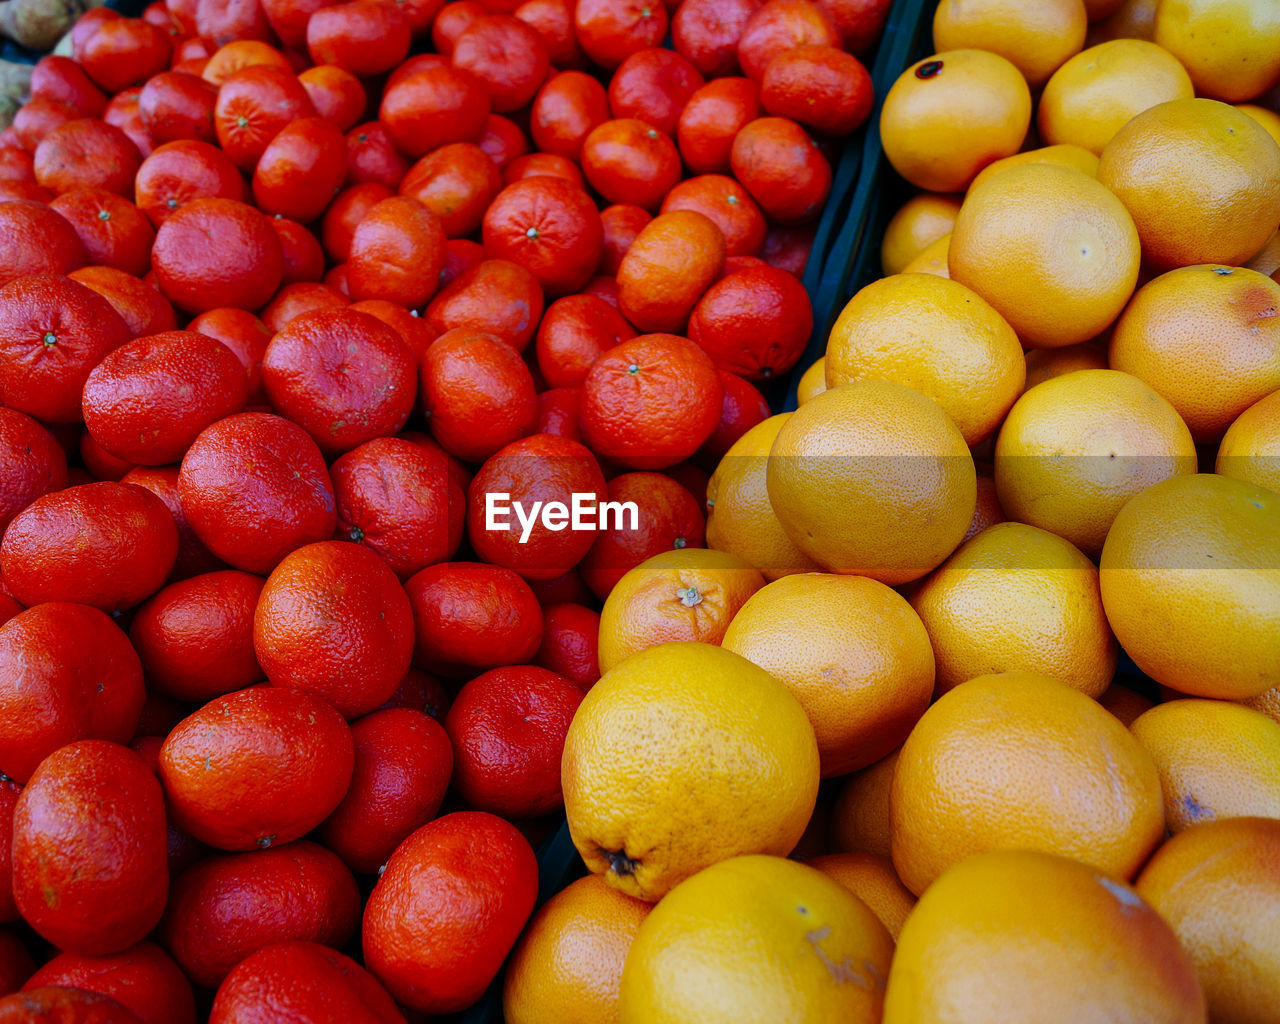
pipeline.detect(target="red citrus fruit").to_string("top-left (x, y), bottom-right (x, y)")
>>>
top-left (251, 116), bottom-right (348, 223)
top-left (29, 56), bottom-right (107, 119)
top-left (537, 386), bottom-right (585, 441)
top-left (608, 47), bottom-right (705, 135)
top-left (688, 262), bottom-right (813, 379)
top-left (0, 482), bottom-right (178, 612)
top-left (0, 781), bottom-right (21, 922)
top-left (452, 14), bottom-right (550, 113)
top-left (260, 281), bottom-right (350, 334)
top-left (151, 197), bottom-right (284, 313)
top-left (12, 741), bottom-right (167, 955)
top-left (405, 561), bottom-right (543, 671)
top-left (600, 202), bottom-right (652, 273)
top-left (530, 70), bottom-right (610, 159)
top-left (298, 65), bottom-right (367, 134)
top-left (178, 411), bottom-right (337, 575)
top-left (254, 541), bottom-right (414, 718)
top-left (581, 333), bottom-right (724, 468)
top-left (730, 115), bottom-right (832, 223)
top-left (672, 0), bottom-right (763, 76)
top-left (482, 176), bottom-right (605, 296)
top-left (535, 602), bottom-right (601, 689)
top-left (575, 0), bottom-right (669, 69)
top-left (159, 686), bottom-right (354, 852)
top-left (398, 142), bottom-right (501, 238)
top-left (420, 328), bottom-right (539, 461)
top-left (379, 62), bottom-right (490, 159)
top-left (213, 65), bottom-right (315, 171)
top-left (67, 266), bottom-right (176, 336)
top-left (270, 217), bottom-right (326, 285)
top-left (424, 259), bottom-right (545, 351)
top-left (536, 293), bottom-right (636, 388)
top-left (0, 987), bottom-right (145, 1023)
top-left (48, 190), bottom-right (154, 277)
top-left (186, 307), bottom-right (271, 402)
top-left (161, 841), bottom-right (360, 988)
top-left (581, 117), bottom-right (682, 211)
top-left (617, 209), bottom-right (727, 331)
top-left (261, 307), bottom-right (417, 455)
top-left (660, 173), bottom-right (767, 256)
top-left (345, 121), bottom-right (412, 189)
top-left (0, 408), bottom-right (67, 532)
top-left (760, 44), bottom-right (873, 135)
top-left (0, 201), bottom-right (86, 287)
top-left (322, 182), bottom-right (393, 263)
top-left (78, 18), bottom-right (172, 94)
top-left (23, 944), bottom-right (196, 1024)
top-left (307, 1), bottom-right (411, 77)
top-left (209, 942), bottom-right (405, 1024)
top-left (737, 0), bottom-right (841, 80)
top-left (331, 436), bottom-right (466, 579)
top-left (82, 331), bottom-right (249, 465)
top-left (347, 196), bottom-right (448, 308)
top-left (0, 272), bottom-right (129, 423)
top-left (362, 811), bottom-right (539, 1013)
top-left (320, 708), bottom-right (454, 874)
top-left (698, 367), bottom-right (772, 460)
top-left (121, 465), bottom-right (227, 581)
top-left (139, 70), bottom-right (218, 145)
top-left (134, 140), bottom-right (247, 226)
top-left (129, 570), bottom-right (264, 703)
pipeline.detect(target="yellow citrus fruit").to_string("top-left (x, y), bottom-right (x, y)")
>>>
top-left (1099, 473), bottom-right (1280, 700)
top-left (721, 572), bottom-right (936, 777)
top-left (597, 547), bottom-right (764, 674)
top-left (1238, 103), bottom-right (1280, 148)
top-left (1129, 699), bottom-right (1280, 831)
top-left (1086, 0), bottom-right (1157, 41)
top-left (967, 142), bottom-right (1100, 193)
top-left (1097, 98), bottom-right (1280, 269)
top-left (890, 671), bottom-right (1165, 895)
top-left (806, 853), bottom-right (916, 940)
top-left (900, 233), bottom-right (950, 277)
top-left (794, 357), bottom-right (827, 405)
top-left (562, 642), bottom-right (819, 901)
top-left (879, 193), bottom-right (962, 275)
top-left (1038, 40), bottom-right (1194, 156)
top-left (1022, 341), bottom-right (1108, 392)
top-left (1098, 682), bottom-right (1155, 726)
top-left (503, 874), bottom-right (651, 1024)
top-left (950, 163), bottom-right (1141, 347)
top-left (994, 368), bottom-right (1198, 554)
top-left (1154, 0), bottom-right (1280, 102)
top-left (705, 415), bottom-right (822, 582)
top-left (1109, 265), bottom-right (1280, 441)
top-left (880, 50), bottom-right (1031, 193)
top-left (825, 273), bottom-right (1025, 446)
top-left (1245, 229), bottom-right (1280, 276)
top-left (829, 750), bottom-right (898, 859)
top-left (960, 474), bottom-right (1004, 543)
top-left (885, 850), bottom-right (1207, 1024)
top-left (767, 381), bottom-right (976, 584)
top-left (932, 0), bottom-right (1086, 87)
top-left (1216, 388), bottom-right (1280, 494)
top-left (1136, 817), bottom-right (1280, 1024)
top-left (910, 522), bottom-right (1117, 697)
top-left (619, 854), bottom-right (893, 1024)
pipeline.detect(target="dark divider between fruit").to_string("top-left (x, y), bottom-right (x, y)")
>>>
top-left (783, 0), bottom-right (933, 412)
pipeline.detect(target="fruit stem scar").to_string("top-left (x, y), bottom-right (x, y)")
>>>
top-left (237, 115), bottom-right (249, 128)
top-left (349, 526), bottom-right (364, 542)
top-left (257, 835), bottom-right (276, 849)
top-left (525, 227), bottom-right (538, 239)
top-left (677, 585), bottom-right (702, 607)
top-left (602, 847), bottom-right (639, 876)
top-left (916, 60), bottom-right (944, 79)
top-left (627, 363), bottom-right (640, 375)
top-left (1212, 267), bottom-right (1233, 275)
top-left (42, 332), bottom-right (56, 347)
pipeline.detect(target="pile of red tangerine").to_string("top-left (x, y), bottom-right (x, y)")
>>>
top-left (0, 0), bottom-right (885, 1019)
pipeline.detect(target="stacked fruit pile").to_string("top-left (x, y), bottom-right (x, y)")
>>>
top-left (1, 0), bottom-right (1280, 1022)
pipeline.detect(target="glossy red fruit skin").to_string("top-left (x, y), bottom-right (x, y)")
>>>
top-left (321, 709), bottom-right (454, 874)
top-left (0, 604), bottom-right (144, 785)
top-left (362, 811), bottom-right (538, 1013)
top-left (0, 482), bottom-right (178, 612)
top-left (210, 941), bottom-right (407, 1024)
top-left (0, 986), bottom-right (146, 1023)
top-left (81, 331), bottom-right (249, 466)
top-left (0, 781), bottom-right (22, 922)
top-left (0, 407), bottom-right (68, 533)
top-left (481, 176), bottom-right (605, 297)
top-left (444, 665), bottom-right (584, 818)
top-left (253, 541), bottom-right (415, 719)
top-left (12, 741), bottom-right (168, 956)
top-left (158, 686), bottom-right (354, 852)
top-left (23, 942), bottom-right (197, 1024)
top-left (162, 842), bottom-right (361, 990)
top-left (252, 116), bottom-right (348, 223)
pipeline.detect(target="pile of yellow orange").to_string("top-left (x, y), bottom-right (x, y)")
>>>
top-left (503, 2), bottom-right (1280, 1022)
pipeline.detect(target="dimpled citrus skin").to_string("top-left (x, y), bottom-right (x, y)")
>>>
top-left (824, 272), bottom-right (1025, 445)
top-left (766, 381), bottom-right (976, 585)
top-left (562, 642), bottom-right (819, 902)
top-left (1217, 389), bottom-right (1280, 494)
top-left (879, 50), bottom-right (1031, 193)
top-left (1096, 98), bottom-right (1280, 270)
top-left (503, 874), bottom-right (650, 1024)
top-left (949, 163), bottom-right (1141, 348)
top-left (1099, 474), bottom-right (1280, 700)
top-left (1136, 817), bottom-right (1280, 1024)
top-left (1129, 699), bottom-right (1280, 832)
top-left (931, 0), bottom-right (1087, 87)
top-left (705, 414), bottom-right (823, 582)
top-left (1153, 0), bottom-right (1280, 102)
top-left (966, 143), bottom-right (1099, 192)
top-left (884, 850), bottom-right (1206, 1024)
top-left (890, 672), bottom-right (1165, 896)
top-left (805, 853), bottom-right (916, 940)
top-left (910, 522), bottom-right (1116, 696)
top-left (597, 548), bottom-right (765, 674)
top-left (721, 573), bottom-right (936, 777)
top-left (619, 855), bottom-right (893, 1024)
top-left (994, 369), bottom-right (1198, 555)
